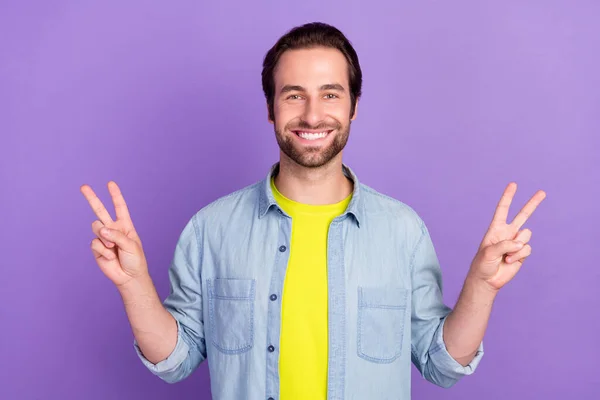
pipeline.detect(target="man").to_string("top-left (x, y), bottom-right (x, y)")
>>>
top-left (81, 22), bottom-right (546, 399)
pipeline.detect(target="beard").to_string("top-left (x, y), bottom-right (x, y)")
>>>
top-left (274, 117), bottom-right (351, 169)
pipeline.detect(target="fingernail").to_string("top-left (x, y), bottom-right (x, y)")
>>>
top-left (516, 241), bottom-right (524, 248)
top-left (101, 228), bottom-right (110, 237)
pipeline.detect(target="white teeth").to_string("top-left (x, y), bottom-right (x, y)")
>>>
top-left (298, 131), bottom-right (328, 140)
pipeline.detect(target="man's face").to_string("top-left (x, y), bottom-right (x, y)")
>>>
top-left (269, 47), bottom-right (357, 169)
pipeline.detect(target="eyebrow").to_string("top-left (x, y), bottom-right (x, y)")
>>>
top-left (280, 83), bottom-right (346, 94)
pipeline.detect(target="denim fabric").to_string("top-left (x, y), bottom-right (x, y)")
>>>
top-left (133, 162), bottom-right (484, 399)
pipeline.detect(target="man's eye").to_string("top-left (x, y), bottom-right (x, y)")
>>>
top-left (287, 95), bottom-right (302, 100)
top-left (324, 93), bottom-right (338, 99)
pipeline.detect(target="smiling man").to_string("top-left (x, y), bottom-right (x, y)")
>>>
top-left (81, 22), bottom-right (546, 399)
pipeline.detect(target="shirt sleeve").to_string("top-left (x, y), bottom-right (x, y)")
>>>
top-left (409, 218), bottom-right (484, 388)
top-left (133, 215), bottom-right (207, 383)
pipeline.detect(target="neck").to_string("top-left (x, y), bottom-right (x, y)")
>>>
top-left (274, 153), bottom-right (353, 205)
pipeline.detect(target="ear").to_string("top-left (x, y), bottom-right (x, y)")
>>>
top-left (267, 103), bottom-right (274, 124)
top-left (350, 98), bottom-right (359, 121)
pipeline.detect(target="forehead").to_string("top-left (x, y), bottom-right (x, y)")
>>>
top-left (274, 47), bottom-right (349, 90)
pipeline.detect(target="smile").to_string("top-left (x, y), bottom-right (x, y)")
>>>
top-left (293, 130), bottom-right (333, 141)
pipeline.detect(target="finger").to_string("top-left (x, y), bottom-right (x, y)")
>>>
top-left (505, 229), bottom-right (532, 257)
top-left (510, 190), bottom-right (547, 230)
top-left (107, 181), bottom-right (133, 224)
top-left (487, 239), bottom-right (525, 259)
top-left (99, 227), bottom-right (138, 254)
top-left (505, 244), bottom-right (532, 264)
top-left (491, 182), bottom-right (517, 225)
top-left (91, 220), bottom-right (115, 248)
top-left (91, 238), bottom-right (117, 260)
top-left (80, 184), bottom-right (114, 225)
top-left (514, 228), bottom-right (532, 245)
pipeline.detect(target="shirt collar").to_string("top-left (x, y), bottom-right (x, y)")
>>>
top-left (258, 162), bottom-right (363, 227)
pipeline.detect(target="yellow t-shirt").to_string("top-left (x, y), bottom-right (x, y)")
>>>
top-left (271, 177), bottom-right (352, 400)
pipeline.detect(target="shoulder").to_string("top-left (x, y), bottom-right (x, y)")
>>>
top-left (190, 180), bottom-right (263, 225)
top-left (359, 183), bottom-right (426, 234)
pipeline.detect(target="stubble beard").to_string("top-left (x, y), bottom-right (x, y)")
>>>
top-left (274, 118), bottom-right (351, 169)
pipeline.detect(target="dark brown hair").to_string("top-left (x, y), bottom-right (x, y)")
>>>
top-left (261, 22), bottom-right (363, 121)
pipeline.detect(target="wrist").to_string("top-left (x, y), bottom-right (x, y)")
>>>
top-left (465, 273), bottom-right (500, 299)
top-left (117, 274), bottom-right (158, 306)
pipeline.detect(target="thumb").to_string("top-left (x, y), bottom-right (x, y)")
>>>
top-left (489, 239), bottom-right (524, 258)
top-left (100, 228), bottom-right (137, 254)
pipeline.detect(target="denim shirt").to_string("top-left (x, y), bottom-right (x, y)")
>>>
top-left (133, 162), bottom-right (484, 399)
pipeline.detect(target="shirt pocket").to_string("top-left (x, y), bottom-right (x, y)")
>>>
top-left (357, 286), bottom-right (408, 363)
top-left (207, 278), bottom-right (256, 354)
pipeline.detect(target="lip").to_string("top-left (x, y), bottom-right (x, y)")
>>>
top-left (291, 129), bottom-right (334, 134)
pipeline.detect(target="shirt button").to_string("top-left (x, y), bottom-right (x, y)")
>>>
top-left (279, 245), bottom-right (287, 252)
top-left (268, 345), bottom-right (275, 352)
top-left (270, 294), bottom-right (277, 301)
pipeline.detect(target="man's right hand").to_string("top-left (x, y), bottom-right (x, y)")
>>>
top-left (80, 181), bottom-right (149, 288)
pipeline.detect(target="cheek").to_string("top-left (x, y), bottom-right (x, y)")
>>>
top-left (325, 100), bottom-right (351, 117)
top-left (328, 108), bottom-right (351, 124)
top-left (333, 106), bottom-right (350, 119)
top-left (274, 104), bottom-right (299, 127)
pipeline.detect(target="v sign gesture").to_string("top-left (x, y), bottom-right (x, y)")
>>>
top-left (80, 182), bottom-right (178, 366)
top-left (442, 182), bottom-right (546, 367)
top-left (80, 181), bottom-right (149, 288)
top-left (469, 182), bottom-right (547, 291)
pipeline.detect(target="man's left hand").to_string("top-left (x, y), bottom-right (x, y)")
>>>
top-left (469, 182), bottom-right (546, 291)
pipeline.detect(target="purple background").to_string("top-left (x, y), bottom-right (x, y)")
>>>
top-left (1, 1), bottom-right (598, 399)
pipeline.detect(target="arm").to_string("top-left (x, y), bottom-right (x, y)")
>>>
top-left (442, 276), bottom-right (496, 366)
top-left (410, 220), bottom-right (484, 389)
top-left (81, 182), bottom-right (206, 384)
top-left (118, 274), bottom-right (178, 365)
top-left (131, 216), bottom-right (207, 383)
top-left (444, 182), bottom-right (546, 366)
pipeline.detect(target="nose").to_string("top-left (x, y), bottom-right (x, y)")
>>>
top-left (302, 98), bottom-right (326, 127)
